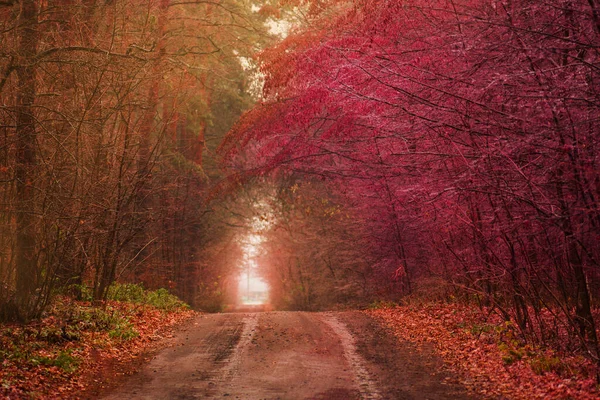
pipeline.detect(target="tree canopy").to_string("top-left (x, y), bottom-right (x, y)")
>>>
top-left (221, 0), bottom-right (600, 358)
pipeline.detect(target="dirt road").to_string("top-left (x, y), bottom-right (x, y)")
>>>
top-left (101, 311), bottom-right (473, 399)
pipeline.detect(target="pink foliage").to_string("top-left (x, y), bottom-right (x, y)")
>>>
top-left (221, 0), bottom-right (600, 353)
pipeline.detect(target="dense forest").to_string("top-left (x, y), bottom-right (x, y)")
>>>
top-left (0, 0), bottom-right (274, 319)
top-left (1, 0), bottom-right (600, 372)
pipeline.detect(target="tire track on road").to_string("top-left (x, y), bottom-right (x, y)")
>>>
top-left (214, 313), bottom-right (259, 397)
top-left (322, 313), bottom-right (382, 400)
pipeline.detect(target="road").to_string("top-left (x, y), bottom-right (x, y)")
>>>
top-left (101, 311), bottom-right (473, 399)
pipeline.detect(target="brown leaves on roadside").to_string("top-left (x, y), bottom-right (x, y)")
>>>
top-left (369, 304), bottom-right (599, 400)
top-left (0, 297), bottom-right (195, 399)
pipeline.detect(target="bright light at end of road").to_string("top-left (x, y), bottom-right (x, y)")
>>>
top-left (239, 233), bottom-right (269, 305)
top-left (236, 203), bottom-right (274, 306)
top-left (238, 275), bottom-right (269, 305)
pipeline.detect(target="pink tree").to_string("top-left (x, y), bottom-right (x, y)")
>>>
top-left (221, 0), bottom-right (600, 357)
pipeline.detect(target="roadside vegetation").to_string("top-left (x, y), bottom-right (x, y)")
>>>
top-left (370, 299), bottom-right (600, 399)
top-left (0, 284), bottom-right (194, 398)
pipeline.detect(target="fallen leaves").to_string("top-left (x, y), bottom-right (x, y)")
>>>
top-left (0, 296), bottom-right (195, 399)
top-left (369, 304), bottom-right (600, 399)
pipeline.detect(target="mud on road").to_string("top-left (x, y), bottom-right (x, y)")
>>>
top-left (101, 311), bottom-right (473, 400)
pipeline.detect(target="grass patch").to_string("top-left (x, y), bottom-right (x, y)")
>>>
top-left (107, 283), bottom-right (189, 311)
top-left (108, 319), bottom-right (139, 341)
top-left (32, 350), bottom-right (80, 373)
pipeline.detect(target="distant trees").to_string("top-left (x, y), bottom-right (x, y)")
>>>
top-left (0, 0), bottom-right (274, 320)
top-left (257, 178), bottom-right (380, 310)
top-left (221, 0), bottom-right (600, 357)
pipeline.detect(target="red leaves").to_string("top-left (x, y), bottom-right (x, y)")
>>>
top-left (221, 0), bottom-right (600, 367)
top-left (370, 305), bottom-right (600, 399)
top-left (0, 297), bottom-right (195, 399)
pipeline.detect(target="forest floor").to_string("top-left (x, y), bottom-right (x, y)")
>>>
top-left (2, 304), bottom-right (600, 399)
top-left (370, 303), bottom-right (600, 399)
top-left (0, 296), bottom-right (195, 399)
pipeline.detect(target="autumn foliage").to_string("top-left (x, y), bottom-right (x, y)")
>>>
top-left (370, 304), bottom-right (600, 399)
top-left (221, 0), bottom-right (600, 364)
top-left (0, 291), bottom-right (194, 398)
top-left (0, 0), bottom-right (273, 320)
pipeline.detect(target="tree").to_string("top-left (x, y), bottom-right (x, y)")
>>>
top-left (14, 0), bottom-right (40, 319)
top-left (221, 0), bottom-right (600, 358)
top-left (0, 0), bottom-right (280, 319)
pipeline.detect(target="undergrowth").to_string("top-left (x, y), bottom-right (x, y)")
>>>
top-left (0, 284), bottom-right (193, 398)
top-left (107, 283), bottom-right (190, 311)
top-left (371, 302), bottom-right (600, 399)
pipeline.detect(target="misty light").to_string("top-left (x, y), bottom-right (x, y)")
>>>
top-left (238, 232), bottom-right (269, 305)
top-left (239, 272), bottom-right (269, 305)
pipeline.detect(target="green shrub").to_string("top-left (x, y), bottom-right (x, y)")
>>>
top-left (195, 297), bottom-right (224, 313)
top-left (498, 342), bottom-right (525, 365)
top-left (146, 288), bottom-right (188, 311)
top-left (56, 283), bottom-right (94, 301)
top-left (107, 283), bottom-right (147, 303)
top-left (106, 283), bottom-right (189, 311)
top-left (108, 319), bottom-right (139, 341)
top-left (1, 378), bottom-right (12, 391)
top-left (71, 284), bottom-right (93, 302)
top-left (32, 350), bottom-right (80, 373)
top-left (69, 305), bottom-right (121, 331)
top-left (368, 300), bottom-right (398, 310)
top-left (530, 355), bottom-right (569, 376)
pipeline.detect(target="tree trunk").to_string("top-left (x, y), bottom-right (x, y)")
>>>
top-left (134, 0), bottom-right (169, 282)
top-left (15, 0), bottom-right (39, 320)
